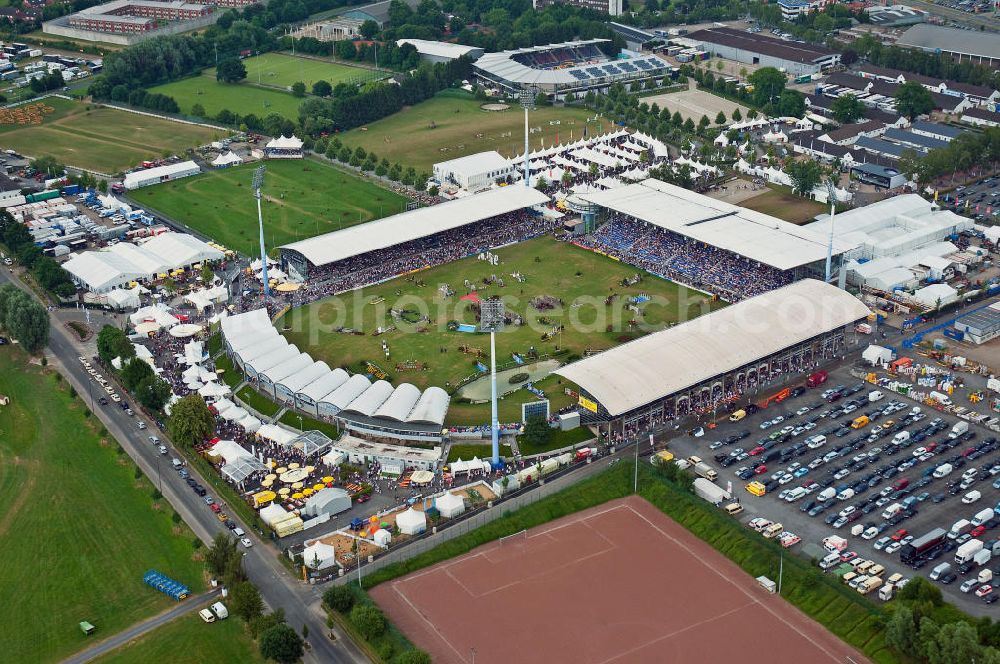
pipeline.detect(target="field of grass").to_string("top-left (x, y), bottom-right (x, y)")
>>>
top-left (242, 52), bottom-right (383, 90)
top-left (277, 409), bottom-right (342, 440)
top-left (0, 349), bottom-right (204, 663)
top-left (0, 97), bottom-right (224, 174)
top-left (444, 373), bottom-right (577, 427)
top-left (96, 610), bottom-right (264, 664)
top-left (517, 425), bottom-right (593, 456)
top-left (278, 235), bottom-right (718, 392)
top-left (741, 185), bottom-right (828, 225)
top-left (339, 91), bottom-right (604, 172)
top-left (236, 385), bottom-right (281, 418)
top-left (149, 75), bottom-right (303, 121)
top-left (129, 159), bottom-right (407, 255)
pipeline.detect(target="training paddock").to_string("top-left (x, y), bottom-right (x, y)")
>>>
top-left (372, 495), bottom-right (870, 664)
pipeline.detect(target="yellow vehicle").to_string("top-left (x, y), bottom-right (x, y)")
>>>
top-left (746, 481), bottom-right (766, 496)
top-left (651, 450), bottom-right (675, 466)
top-left (762, 523), bottom-right (784, 539)
top-left (729, 409), bottom-right (747, 422)
top-left (868, 564), bottom-right (886, 578)
top-left (851, 415), bottom-right (870, 429)
top-left (724, 503), bottom-right (744, 515)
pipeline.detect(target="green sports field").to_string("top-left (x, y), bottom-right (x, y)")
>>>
top-left (96, 610), bottom-right (264, 664)
top-left (0, 349), bottom-right (205, 663)
top-left (129, 159), bottom-right (407, 255)
top-left (149, 74), bottom-right (303, 121)
top-left (0, 97), bottom-right (223, 174)
top-left (242, 52), bottom-right (384, 90)
top-left (277, 235), bottom-right (719, 392)
top-left (339, 91), bottom-right (607, 172)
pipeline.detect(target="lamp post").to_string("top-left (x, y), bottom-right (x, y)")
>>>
top-left (519, 88), bottom-right (536, 188)
top-left (252, 166), bottom-right (270, 297)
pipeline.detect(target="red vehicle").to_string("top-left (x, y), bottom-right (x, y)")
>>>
top-left (754, 465), bottom-right (767, 475)
top-left (806, 370), bottom-right (828, 388)
top-left (893, 478), bottom-right (910, 490)
top-left (839, 551), bottom-right (858, 562)
top-left (925, 442), bottom-right (938, 453)
top-left (964, 448), bottom-right (977, 458)
top-left (210, 503), bottom-right (221, 513)
top-left (891, 528), bottom-right (909, 541)
top-left (971, 525), bottom-right (987, 537)
top-left (749, 446), bottom-right (766, 456)
top-left (757, 388), bottom-right (791, 410)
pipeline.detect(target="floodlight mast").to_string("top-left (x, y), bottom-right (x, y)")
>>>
top-left (252, 166), bottom-right (270, 297)
top-left (824, 177), bottom-right (837, 284)
top-left (520, 88), bottom-right (535, 188)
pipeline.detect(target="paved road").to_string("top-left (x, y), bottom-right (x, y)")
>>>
top-left (63, 590), bottom-right (220, 664)
top-left (0, 268), bottom-right (369, 664)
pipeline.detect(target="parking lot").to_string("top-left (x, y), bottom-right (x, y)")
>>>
top-left (661, 363), bottom-right (1000, 616)
top-left (938, 175), bottom-right (1000, 225)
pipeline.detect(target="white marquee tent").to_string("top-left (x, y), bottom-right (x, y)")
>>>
top-left (435, 492), bottom-right (465, 518)
top-left (396, 507), bottom-right (427, 535)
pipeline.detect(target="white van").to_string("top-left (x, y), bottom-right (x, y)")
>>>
top-left (963, 490), bottom-right (982, 504)
top-left (868, 390), bottom-right (884, 402)
top-left (820, 552), bottom-right (841, 570)
top-left (929, 562), bottom-right (951, 581)
top-left (892, 431), bottom-right (911, 446)
top-left (807, 434), bottom-right (827, 449)
top-left (949, 421), bottom-right (969, 439)
top-left (933, 463), bottom-right (954, 479)
top-left (837, 488), bottom-right (856, 501)
top-left (881, 503), bottom-right (903, 520)
top-left (198, 608), bottom-right (216, 623)
top-left (784, 487), bottom-right (807, 502)
top-left (210, 602), bottom-right (229, 619)
top-left (930, 391), bottom-right (953, 406)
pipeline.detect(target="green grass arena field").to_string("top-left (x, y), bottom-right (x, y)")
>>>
top-left (149, 54), bottom-right (379, 121)
top-left (129, 159), bottom-right (407, 255)
top-left (0, 97), bottom-right (224, 174)
top-left (339, 91), bottom-right (609, 172)
top-left (0, 349), bottom-right (205, 663)
top-left (241, 52), bottom-right (384, 90)
top-left (277, 235), bottom-right (719, 392)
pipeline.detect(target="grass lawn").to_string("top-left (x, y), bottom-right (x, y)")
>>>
top-left (213, 354), bottom-right (242, 389)
top-left (241, 52), bottom-right (383, 90)
top-left (277, 410), bottom-right (342, 440)
top-left (518, 425), bottom-right (594, 456)
top-left (278, 235), bottom-right (717, 393)
top-left (444, 373), bottom-right (578, 427)
top-left (149, 74), bottom-right (303, 121)
top-left (339, 90), bottom-right (604, 172)
top-left (0, 349), bottom-right (205, 663)
top-left (0, 97), bottom-right (224, 174)
top-left (236, 385), bottom-right (281, 418)
top-left (96, 610), bottom-right (264, 664)
top-left (741, 185), bottom-right (828, 225)
top-left (129, 159), bottom-right (407, 255)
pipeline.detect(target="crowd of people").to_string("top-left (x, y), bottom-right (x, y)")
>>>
top-left (578, 215), bottom-right (793, 301)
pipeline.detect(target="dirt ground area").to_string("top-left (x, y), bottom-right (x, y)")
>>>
top-left (372, 496), bottom-right (871, 664)
top-left (642, 87), bottom-right (749, 124)
top-left (704, 177), bottom-right (770, 205)
top-left (448, 482), bottom-right (496, 504)
top-left (741, 186), bottom-right (829, 224)
top-left (316, 532), bottom-right (383, 566)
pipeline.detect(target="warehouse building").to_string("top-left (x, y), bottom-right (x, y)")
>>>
top-left (895, 24), bottom-right (1000, 67)
top-left (532, 0), bottom-right (623, 16)
top-left (954, 303), bottom-right (1000, 345)
top-left (122, 161), bottom-right (200, 190)
top-left (45, 0), bottom-right (219, 42)
top-left (555, 279), bottom-right (870, 432)
top-left (687, 27), bottom-right (840, 76)
top-left (396, 39), bottom-right (484, 64)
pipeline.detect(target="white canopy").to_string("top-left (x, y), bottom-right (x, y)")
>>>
top-left (266, 135), bottom-right (303, 150)
top-left (183, 340), bottom-right (205, 365)
top-left (106, 287), bottom-right (141, 310)
top-left (211, 151), bottom-right (243, 167)
top-left (130, 304), bottom-right (178, 329)
top-left (373, 529), bottom-right (391, 546)
top-left (212, 398), bottom-right (236, 414)
top-left (435, 492), bottom-right (465, 518)
top-left (222, 406), bottom-right (249, 421)
top-left (199, 382), bottom-right (231, 398)
top-left (303, 541), bottom-right (336, 568)
top-left (238, 414), bottom-right (262, 433)
top-left (257, 423), bottom-right (298, 446)
top-left (396, 507), bottom-right (427, 535)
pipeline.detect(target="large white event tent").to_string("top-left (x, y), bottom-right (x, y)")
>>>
top-left (396, 507), bottom-right (427, 535)
top-left (435, 492), bottom-right (465, 518)
top-left (63, 233), bottom-right (224, 293)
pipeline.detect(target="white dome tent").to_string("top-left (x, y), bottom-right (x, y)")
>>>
top-left (373, 529), bottom-right (392, 547)
top-left (435, 492), bottom-right (465, 519)
top-left (396, 507), bottom-right (427, 535)
top-left (302, 541), bottom-right (337, 570)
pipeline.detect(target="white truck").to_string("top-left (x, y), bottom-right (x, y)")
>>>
top-left (210, 602), bottom-right (229, 619)
top-left (972, 508), bottom-right (995, 527)
top-left (956, 539), bottom-right (985, 565)
top-left (949, 421), bottom-right (969, 439)
top-left (878, 583), bottom-right (895, 601)
top-left (693, 477), bottom-right (730, 505)
top-left (980, 569), bottom-right (994, 585)
top-left (881, 503), bottom-right (903, 520)
top-left (974, 549), bottom-right (992, 568)
top-left (948, 519), bottom-right (972, 540)
top-left (934, 463), bottom-right (954, 479)
top-left (693, 462), bottom-right (718, 482)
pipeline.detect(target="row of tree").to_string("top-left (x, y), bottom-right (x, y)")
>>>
top-left (96, 325), bottom-right (172, 410)
top-left (0, 210), bottom-right (76, 298)
top-left (323, 585), bottom-right (431, 664)
top-left (205, 533), bottom-right (305, 663)
top-left (899, 125), bottom-right (1000, 186)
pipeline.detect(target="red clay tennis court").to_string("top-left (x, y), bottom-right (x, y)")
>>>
top-left (371, 496), bottom-right (870, 664)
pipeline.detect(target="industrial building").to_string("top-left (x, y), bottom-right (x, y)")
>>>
top-left (849, 163), bottom-right (907, 190)
top-left (865, 5), bottom-right (927, 27)
top-left (687, 27), bottom-right (840, 76)
top-left (472, 39), bottom-right (671, 98)
top-left (895, 24), bottom-right (1000, 67)
top-left (122, 161), bottom-right (200, 190)
top-left (532, 0), bottom-right (623, 16)
top-left (555, 279), bottom-right (870, 433)
top-left (44, 0), bottom-right (221, 43)
top-left (432, 150), bottom-right (513, 193)
top-left (954, 303), bottom-right (1000, 345)
top-left (396, 39), bottom-right (483, 64)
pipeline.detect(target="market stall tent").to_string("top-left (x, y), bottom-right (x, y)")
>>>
top-left (373, 529), bottom-right (391, 546)
top-left (435, 492), bottom-right (465, 518)
top-left (396, 507), bottom-right (427, 535)
top-left (302, 541), bottom-right (336, 570)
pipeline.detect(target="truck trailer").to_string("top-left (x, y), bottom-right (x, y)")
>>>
top-left (900, 527), bottom-right (947, 564)
top-left (955, 539), bottom-right (984, 565)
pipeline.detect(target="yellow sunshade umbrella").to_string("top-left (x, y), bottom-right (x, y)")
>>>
top-left (292, 492), bottom-right (304, 500)
top-left (288, 462), bottom-right (300, 469)
top-left (276, 467), bottom-right (288, 474)
top-left (368, 515), bottom-right (379, 524)
top-left (268, 460), bottom-right (276, 468)
top-left (314, 483), bottom-right (326, 491)
top-left (302, 488), bottom-right (313, 496)
top-left (265, 474), bottom-right (277, 482)
top-left (276, 282), bottom-right (300, 292)
top-left (277, 487), bottom-right (290, 496)
top-left (260, 478), bottom-right (273, 488)
top-left (305, 466), bottom-right (316, 474)
top-left (322, 476), bottom-right (334, 484)
top-left (291, 481), bottom-right (304, 490)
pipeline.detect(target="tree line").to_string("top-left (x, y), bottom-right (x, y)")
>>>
top-left (899, 126), bottom-right (1000, 187)
top-left (0, 284), bottom-right (49, 354)
top-left (0, 209), bottom-right (76, 298)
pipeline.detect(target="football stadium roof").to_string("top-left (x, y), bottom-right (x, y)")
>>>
top-left (555, 279), bottom-right (870, 416)
top-left (280, 186), bottom-right (549, 268)
top-left (578, 179), bottom-right (852, 270)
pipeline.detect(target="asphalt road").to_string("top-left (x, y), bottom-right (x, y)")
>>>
top-left (0, 267), bottom-right (369, 664)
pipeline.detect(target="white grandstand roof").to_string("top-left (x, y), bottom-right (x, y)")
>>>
top-left (434, 150), bottom-right (510, 175)
top-left (555, 279), bottom-right (870, 416)
top-left (474, 39), bottom-right (669, 86)
top-left (343, 380), bottom-right (394, 417)
top-left (397, 38), bottom-right (483, 60)
top-left (373, 383), bottom-right (421, 421)
top-left (298, 368), bottom-right (350, 402)
top-left (246, 344), bottom-right (299, 376)
top-left (320, 374), bottom-right (372, 410)
top-left (579, 179), bottom-right (851, 271)
top-left (235, 335), bottom-right (288, 366)
top-left (406, 386), bottom-right (449, 425)
top-left (261, 352), bottom-right (313, 385)
top-left (277, 360), bottom-right (332, 394)
top-left (281, 186), bottom-right (549, 268)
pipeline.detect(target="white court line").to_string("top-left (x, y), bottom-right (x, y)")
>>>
top-left (391, 582), bottom-right (471, 664)
top-left (623, 500), bottom-right (860, 664)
